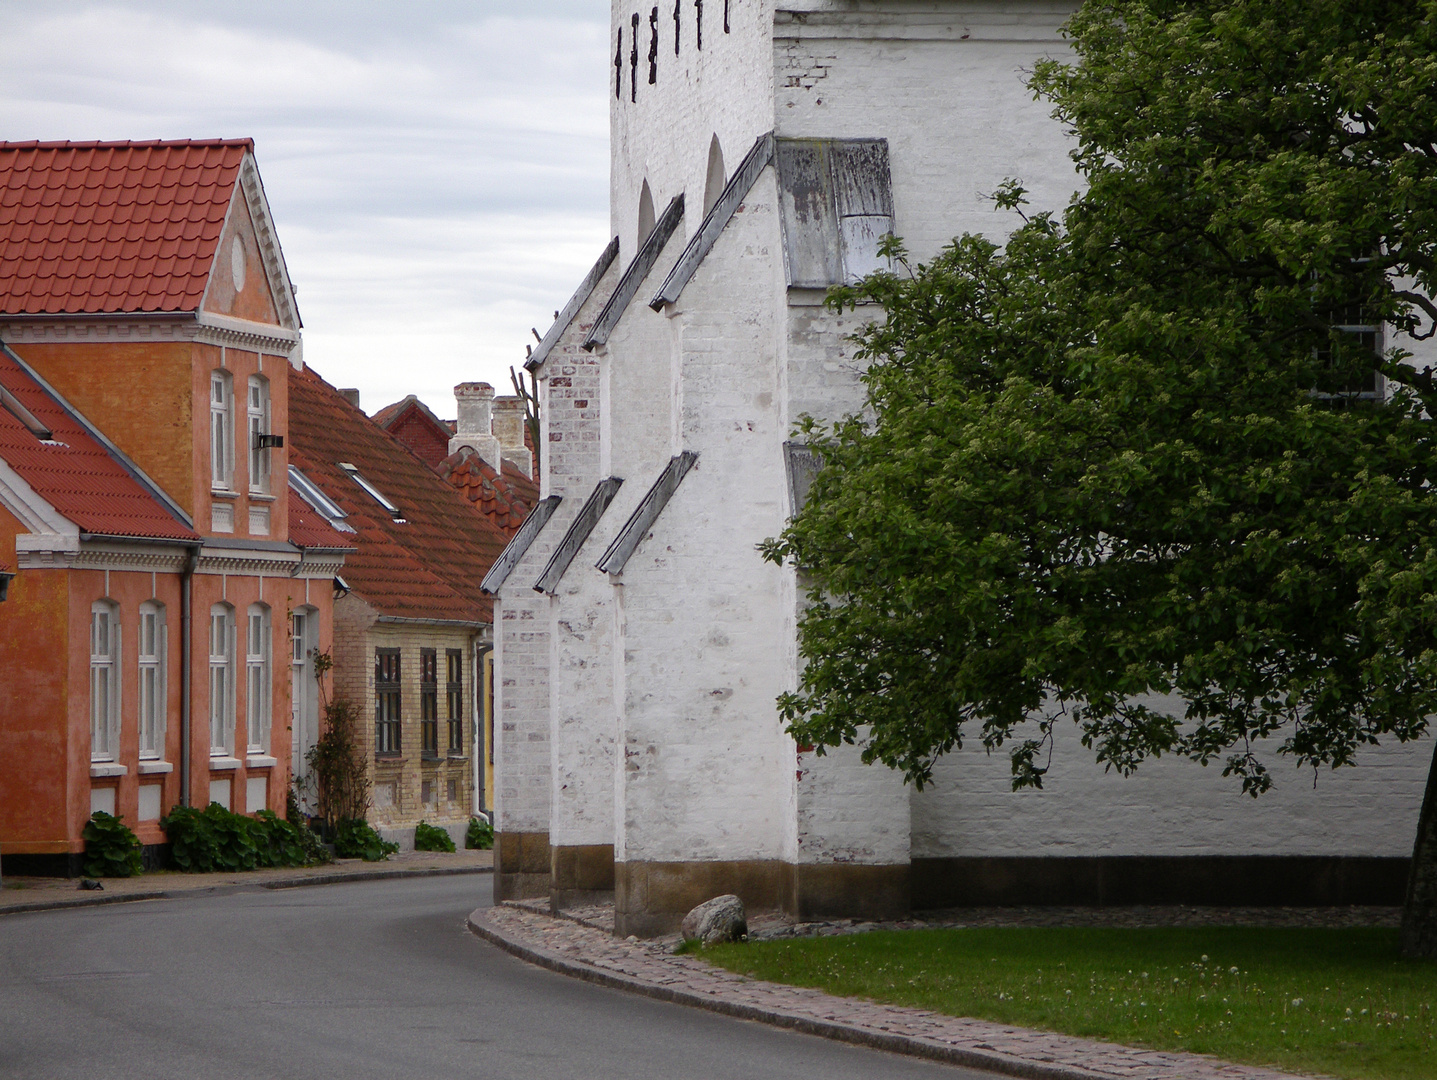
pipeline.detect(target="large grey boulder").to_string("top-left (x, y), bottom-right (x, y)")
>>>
top-left (680, 894), bottom-right (747, 945)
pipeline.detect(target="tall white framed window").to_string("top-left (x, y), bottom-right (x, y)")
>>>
top-left (210, 370), bottom-right (234, 491)
top-left (247, 375), bottom-right (271, 495)
top-left (90, 600), bottom-right (120, 762)
top-left (138, 601), bottom-right (167, 760)
top-left (245, 603), bottom-right (271, 755)
top-left (209, 603), bottom-right (235, 756)
top-left (291, 607), bottom-right (319, 783)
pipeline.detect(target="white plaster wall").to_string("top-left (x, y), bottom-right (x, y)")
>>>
top-left (543, 260), bottom-right (627, 851)
top-left (912, 716), bottom-right (1434, 859)
top-left (774, 2), bottom-right (1079, 259)
top-left (615, 169), bottom-right (796, 864)
top-left (611, 0), bottom-right (777, 263)
top-left (493, 581), bottom-right (552, 835)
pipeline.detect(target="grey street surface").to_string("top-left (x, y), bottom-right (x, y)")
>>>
top-left (0, 876), bottom-right (986, 1080)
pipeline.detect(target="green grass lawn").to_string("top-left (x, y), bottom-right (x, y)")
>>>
top-left (701, 927), bottom-right (1437, 1080)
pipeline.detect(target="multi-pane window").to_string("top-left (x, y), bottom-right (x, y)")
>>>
top-left (210, 371), bottom-right (234, 490)
top-left (375, 647), bottom-right (401, 755)
top-left (247, 376), bottom-right (271, 495)
top-left (246, 604), bottom-right (271, 755)
top-left (138, 602), bottom-right (166, 759)
top-left (420, 648), bottom-right (439, 757)
top-left (209, 603), bottom-right (235, 756)
top-left (446, 649), bottom-right (464, 754)
top-left (90, 601), bottom-right (119, 762)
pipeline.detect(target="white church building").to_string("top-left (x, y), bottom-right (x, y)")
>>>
top-left (482, 0), bottom-right (1429, 936)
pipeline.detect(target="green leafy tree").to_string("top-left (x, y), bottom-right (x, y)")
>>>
top-left (764, 0), bottom-right (1437, 957)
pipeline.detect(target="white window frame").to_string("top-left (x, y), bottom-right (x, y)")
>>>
top-left (246, 604), bottom-right (271, 755)
top-left (90, 601), bottom-right (120, 762)
top-left (291, 607), bottom-right (319, 785)
top-left (210, 370), bottom-right (234, 492)
top-left (209, 603), bottom-right (235, 757)
top-left (138, 601), bottom-right (167, 760)
top-left (247, 375), bottom-right (271, 496)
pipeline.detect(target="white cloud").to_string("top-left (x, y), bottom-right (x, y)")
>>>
top-left (0, 0), bottom-right (612, 417)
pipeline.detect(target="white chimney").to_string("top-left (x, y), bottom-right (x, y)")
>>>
top-left (491, 396), bottom-right (532, 478)
top-left (450, 382), bottom-right (502, 471)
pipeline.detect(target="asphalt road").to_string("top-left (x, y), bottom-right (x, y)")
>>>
top-left (0, 875), bottom-right (988, 1080)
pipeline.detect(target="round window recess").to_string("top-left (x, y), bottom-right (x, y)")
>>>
top-left (231, 236), bottom-right (246, 293)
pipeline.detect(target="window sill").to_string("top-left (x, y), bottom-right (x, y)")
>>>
top-left (420, 753), bottom-right (443, 764)
top-left (246, 755), bottom-right (277, 768)
top-left (90, 762), bottom-right (127, 778)
top-left (208, 756), bottom-right (242, 771)
top-left (210, 489), bottom-right (239, 500)
top-left (248, 492), bottom-right (276, 502)
top-left (138, 760), bottom-right (173, 775)
top-left (446, 755), bottom-right (468, 762)
top-left (375, 754), bottom-right (405, 763)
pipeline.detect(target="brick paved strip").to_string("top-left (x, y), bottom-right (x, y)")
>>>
top-left (468, 904), bottom-right (1320, 1080)
top-left (1, 864), bottom-right (492, 918)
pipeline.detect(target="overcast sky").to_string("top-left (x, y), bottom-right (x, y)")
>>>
top-left (0, 0), bottom-right (611, 418)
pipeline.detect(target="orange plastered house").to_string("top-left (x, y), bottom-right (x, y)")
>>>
top-left (0, 140), bottom-right (351, 873)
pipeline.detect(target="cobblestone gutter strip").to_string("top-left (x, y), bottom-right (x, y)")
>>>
top-left (469, 905), bottom-right (1313, 1080)
top-left (0, 864), bottom-right (492, 917)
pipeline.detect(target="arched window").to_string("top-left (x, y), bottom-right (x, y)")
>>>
top-left (210, 370), bottom-right (234, 492)
top-left (90, 600), bottom-right (120, 762)
top-left (247, 375), bottom-right (271, 495)
top-left (637, 179), bottom-right (656, 249)
top-left (245, 603), bottom-right (272, 755)
top-left (704, 135), bottom-right (726, 216)
top-left (138, 601), bottom-right (166, 760)
top-left (209, 603), bottom-right (235, 757)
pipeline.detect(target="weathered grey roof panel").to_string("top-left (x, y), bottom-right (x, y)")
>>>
top-left (783, 442), bottom-right (824, 516)
top-left (595, 451), bottom-right (698, 574)
top-left (479, 494), bottom-right (561, 594)
top-left (776, 138), bottom-right (894, 288)
top-left (526, 237), bottom-right (620, 372)
top-left (650, 133), bottom-right (775, 310)
top-left (583, 195), bottom-right (684, 350)
top-left (533, 477), bottom-right (623, 593)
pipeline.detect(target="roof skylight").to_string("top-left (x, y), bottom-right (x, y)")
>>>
top-left (288, 465), bottom-right (356, 533)
top-left (339, 462), bottom-right (406, 522)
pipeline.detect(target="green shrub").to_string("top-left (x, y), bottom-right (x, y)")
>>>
top-left (465, 815), bottom-right (494, 850)
top-left (83, 811), bottom-right (143, 878)
top-left (414, 820), bottom-right (456, 853)
top-left (333, 818), bottom-right (398, 861)
top-left (162, 802), bottom-right (317, 872)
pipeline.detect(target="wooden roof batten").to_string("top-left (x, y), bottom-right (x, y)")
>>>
top-left (532, 478), bottom-right (623, 594)
top-left (595, 451), bottom-right (698, 575)
top-left (527, 237), bottom-right (621, 372)
top-left (479, 494), bottom-right (562, 594)
top-left (583, 195), bottom-right (685, 350)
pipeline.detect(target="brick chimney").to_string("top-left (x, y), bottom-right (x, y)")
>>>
top-left (491, 396), bottom-right (533, 478)
top-left (450, 382), bottom-right (502, 471)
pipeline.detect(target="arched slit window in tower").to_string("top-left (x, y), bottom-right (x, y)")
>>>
top-left (638, 180), bottom-right (656, 250)
top-left (704, 135), bottom-right (726, 216)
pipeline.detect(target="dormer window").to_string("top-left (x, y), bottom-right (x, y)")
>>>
top-left (340, 462), bottom-right (406, 522)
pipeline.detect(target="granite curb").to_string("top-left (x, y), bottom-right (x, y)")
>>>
top-left (0, 864), bottom-right (492, 917)
top-left (468, 904), bottom-right (1306, 1080)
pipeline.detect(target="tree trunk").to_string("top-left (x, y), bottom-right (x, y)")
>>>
top-left (1399, 734), bottom-right (1437, 958)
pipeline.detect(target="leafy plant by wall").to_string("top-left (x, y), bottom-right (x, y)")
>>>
top-left (162, 803), bottom-right (316, 872)
top-left (465, 815), bottom-right (494, 850)
top-left (333, 819), bottom-right (398, 861)
top-left (82, 811), bottom-right (143, 878)
top-left (414, 820), bottom-right (456, 852)
top-left (306, 650), bottom-right (371, 835)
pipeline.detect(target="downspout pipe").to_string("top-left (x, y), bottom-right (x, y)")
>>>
top-left (180, 544), bottom-right (201, 807)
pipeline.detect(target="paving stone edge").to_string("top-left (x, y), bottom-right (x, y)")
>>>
top-left (466, 906), bottom-right (1112, 1080)
top-left (0, 865), bottom-right (492, 917)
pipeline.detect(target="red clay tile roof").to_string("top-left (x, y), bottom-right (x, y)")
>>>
top-left (372, 395), bottom-right (454, 470)
top-left (0, 139), bottom-right (250, 315)
top-left (287, 481), bottom-right (357, 553)
top-left (0, 350), bottom-right (198, 541)
top-left (438, 447), bottom-right (540, 538)
top-left (287, 365), bottom-right (510, 624)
